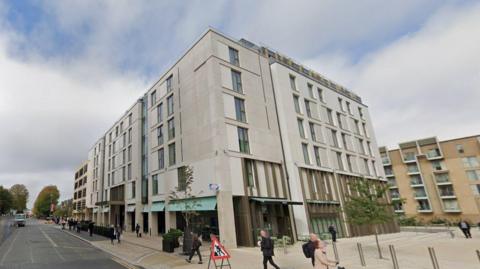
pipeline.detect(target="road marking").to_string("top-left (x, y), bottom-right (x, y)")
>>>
top-left (135, 251), bottom-right (157, 263)
top-left (40, 228), bottom-right (58, 247)
top-left (112, 256), bottom-right (138, 269)
top-left (0, 229), bottom-right (18, 265)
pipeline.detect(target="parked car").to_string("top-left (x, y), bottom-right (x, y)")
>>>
top-left (14, 213), bottom-right (26, 227)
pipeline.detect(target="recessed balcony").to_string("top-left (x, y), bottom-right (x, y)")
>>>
top-left (426, 148), bottom-right (443, 160)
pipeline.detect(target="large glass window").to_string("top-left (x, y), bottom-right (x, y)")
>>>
top-left (229, 47), bottom-right (239, 66)
top-left (302, 143), bottom-right (310, 164)
top-left (331, 129), bottom-right (339, 148)
top-left (231, 70), bottom-right (243, 93)
top-left (463, 157), bottom-right (479, 168)
top-left (234, 97), bottom-right (246, 122)
top-left (158, 148), bottom-right (164, 169)
top-left (168, 143), bottom-right (176, 166)
top-left (152, 175), bottom-right (158, 195)
top-left (327, 108), bottom-right (334, 125)
top-left (238, 127), bottom-right (250, 153)
top-left (298, 119), bottom-right (306, 139)
top-left (166, 75), bottom-right (173, 93)
top-left (314, 146), bottom-right (321, 166)
top-left (245, 159), bottom-right (255, 187)
top-left (337, 152), bottom-right (344, 170)
top-left (168, 119), bottom-right (175, 140)
top-left (167, 96), bottom-right (174, 116)
top-left (157, 103), bottom-right (163, 123)
top-left (467, 170), bottom-right (480, 181)
top-left (305, 100), bottom-right (312, 118)
top-left (293, 95), bottom-right (301, 114)
top-left (309, 122), bottom-right (316, 141)
top-left (157, 125), bottom-right (164, 145)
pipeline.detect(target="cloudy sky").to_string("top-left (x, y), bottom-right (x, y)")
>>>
top-left (0, 0), bottom-right (479, 208)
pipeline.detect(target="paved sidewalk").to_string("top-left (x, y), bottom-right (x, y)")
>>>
top-left (55, 224), bottom-right (480, 269)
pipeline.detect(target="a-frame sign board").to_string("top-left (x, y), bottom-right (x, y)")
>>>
top-left (207, 235), bottom-right (232, 269)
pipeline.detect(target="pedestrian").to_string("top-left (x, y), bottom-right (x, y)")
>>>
top-left (109, 225), bottom-right (115, 245)
top-left (68, 218), bottom-right (72, 230)
top-left (302, 233), bottom-right (318, 266)
top-left (458, 220), bottom-right (472, 238)
top-left (314, 240), bottom-right (338, 269)
top-left (61, 218), bottom-right (66, 230)
top-left (88, 221), bottom-right (94, 237)
top-left (258, 230), bottom-right (280, 269)
top-left (115, 225), bottom-right (122, 244)
top-left (186, 233), bottom-right (203, 264)
top-left (135, 223), bottom-right (140, 237)
top-left (76, 220), bottom-right (81, 233)
top-left (328, 224), bottom-right (337, 242)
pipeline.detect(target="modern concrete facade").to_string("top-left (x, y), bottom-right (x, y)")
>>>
top-left (73, 161), bottom-right (91, 220)
top-left (380, 135), bottom-right (480, 224)
top-left (85, 29), bottom-right (397, 248)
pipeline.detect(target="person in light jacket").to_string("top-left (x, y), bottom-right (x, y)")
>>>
top-left (314, 240), bottom-right (337, 269)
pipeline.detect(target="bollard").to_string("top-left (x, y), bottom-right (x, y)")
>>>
top-left (332, 241), bottom-right (339, 262)
top-left (389, 245), bottom-right (399, 269)
top-left (357, 242), bottom-right (366, 267)
top-left (476, 250), bottom-right (480, 263)
top-left (428, 247), bottom-right (440, 269)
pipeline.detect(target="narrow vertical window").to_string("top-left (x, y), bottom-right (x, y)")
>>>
top-left (157, 125), bottom-right (164, 145)
top-left (158, 148), bottom-right (164, 169)
top-left (302, 143), bottom-right (310, 164)
top-left (238, 127), bottom-right (250, 153)
top-left (168, 143), bottom-right (176, 166)
top-left (298, 119), bottom-right (305, 138)
top-left (289, 75), bottom-right (296, 91)
top-left (229, 47), bottom-right (239, 66)
top-left (157, 103), bottom-right (163, 123)
top-left (234, 97), bottom-right (246, 122)
top-left (166, 75), bottom-right (173, 93)
top-left (231, 70), bottom-right (243, 93)
top-left (151, 90), bottom-right (156, 107)
top-left (168, 119), bottom-right (175, 140)
top-left (167, 96), bottom-right (174, 116)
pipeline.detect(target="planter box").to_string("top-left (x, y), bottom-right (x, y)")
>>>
top-left (163, 240), bottom-right (175, 253)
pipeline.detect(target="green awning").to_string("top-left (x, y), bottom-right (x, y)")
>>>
top-left (306, 200), bottom-right (340, 205)
top-left (250, 197), bottom-right (303, 205)
top-left (151, 201), bottom-right (165, 212)
top-left (127, 204), bottom-right (135, 212)
top-left (166, 196), bottom-right (217, 212)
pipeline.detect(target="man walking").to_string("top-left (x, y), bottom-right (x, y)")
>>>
top-left (302, 233), bottom-right (318, 266)
top-left (328, 225), bottom-right (337, 242)
top-left (135, 223), bottom-right (141, 237)
top-left (186, 233), bottom-right (202, 264)
top-left (88, 221), bottom-right (94, 237)
top-left (458, 220), bottom-right (472, 238)
top-left (258, 230), bottom-right (280, 269)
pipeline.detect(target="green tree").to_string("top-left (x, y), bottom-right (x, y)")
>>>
top-left (10, 184), bottom-right (29, 212)
top-left (33, 185), bottom-right (60, 217)
top-left (343, 178), bottom-right (398, 259)
top-left (0, 186), bottom-right (13, 214)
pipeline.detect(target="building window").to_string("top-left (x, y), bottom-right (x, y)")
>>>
top-left (289, 75), bottom-right (296, 91)
top-left (229, 47), bottom-right (239, 66)
top-left (168, 143), bottom-right (176, 166)
top-left (157, 103), bottom-right (163, 123)
top-left (120, 122), bottom-right (124, 132)
top-left (341, 133), bottom-right (348, 150)
top-left (305, 100), bottom-right (312, 118)
top-left (330, 129), bottom-right (339, 148)
top-left (338, 98), bottom-right (344, 111)
top-left (326, 108), bottom-right (334, 125)
top-left (297, 119), bottom-right (306, 139)
top-left (314, 146), bottom-right (321, 166)
top-left (128, 113), bottom-right (133, 125)
top-left (463, 157), bottom-right (479, 168)
top-left (152, 175), bottom-right (158, 195)
top-left (456, 144), bottom-right (464, 154)
top-left (122, 149), bottom-right (126, 164)
top-left (293, 95), bottom-right (301, 114)
top-left (128, 128), bottom-right (132, 143)
top-left (346, 102), bottom-right (351, 114)
top-left (354, 119), bottom-right (360, 134)
top-left (337, 152), bottom-right (344, 170)
top-left (307, 83), bottom-right (314, 99)
top-left (167, 96), bottom-right (174, 116)
top-left (317, 88), bottom-right (324, 102)
top-left (127, 164), bottom-right (131, 180)
top-left (115, 126), bottom-right (119, 137)
top-left (346, 154), bottom-right (354, 172)
top-left (132, 182), bottom-right (135, 199)
top-left (471, 184), bottom-right (480, 196)
top-left (358, 138), bottom-right (365, 154)
top-left (309, 122), bottom-right (316, 141)
top-left (302, 143), bottom-right (310, 164)
top-left (358, 107), bottom-right (364, 118)
top-left (158, 148), bottom-right (164, 169)
top-left (122, 166), bottom-right (126, 181)
top-left (166, 75), bottom-right (173, 93)
top-left (177, 166), bottom-right (187, 191)
top-left (168, 119), bottom-right (175, 140)
top-left (123, 133), bottom-right (126, 147)
top-left (231, 70), bottom-right (243, 93)
top-left (467, 170), bottom-right (480, 181)
top-left (245, 159), bottom-right (255, 187)
top-left (336, 113), bottom-right (343, 129)
top-left (128, 146), bottom-right (132, 162)
top-left (362, 123), bottom-right (369, 137)
top-left (367, 141), bottom-right (373, 156)
top-left (157, 125), bottom-right (164, 145)
top-left (151, 90), bottom-right (156, 107)
top-left (364, 159), bottom-right (370, 175)
top-left (238, 127), bottom-right (250, 153)
top-left (234, 97), bottom-right (246, 122)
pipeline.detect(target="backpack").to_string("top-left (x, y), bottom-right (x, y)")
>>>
top-left (302, 242), bottom-right (312, 258)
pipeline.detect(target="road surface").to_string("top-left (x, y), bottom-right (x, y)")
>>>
top-left (0, 218), bottom-right (132, 269)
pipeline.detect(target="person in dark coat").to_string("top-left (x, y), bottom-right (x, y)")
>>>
top-left (303, 233), bottom-right (318, 266)
top-left (328, 225), bottom-right (337, 242)
top-left (109, 225), bottom-right (115, 245)
top-left (88, 221), bottom-right (94, 237)
top-left (115, 225), bottom-right (122, 244)
top-left (258, 230), bottom-right (280, 269)
top-left (458, 220), bottom-right (472, 238)
top-left (186, 233), bottom-right (203, 264)
top-left (135, 223), bottom-right (140, 237)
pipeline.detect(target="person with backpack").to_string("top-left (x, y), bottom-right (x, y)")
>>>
top-left (186, 233), bottom-right (203, 264)
top-left (302, 233), bottom-right (318, 266)
top-left (328, 225), bottom-right (337, 242)
top-left (258, 230), bottom-right (280, 269)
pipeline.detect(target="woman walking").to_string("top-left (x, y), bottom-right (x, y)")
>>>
top-left (258, 230), bottom-right (280, 269)
top-left (314, 240), bottom-right (338, 269)
top-left (186, 234), bottom-right (203, 264)
top-left (109, 225), bottom-right (115, 245)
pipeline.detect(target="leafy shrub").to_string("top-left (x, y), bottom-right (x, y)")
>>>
top-left (397, 216), bottom-right (417, 226)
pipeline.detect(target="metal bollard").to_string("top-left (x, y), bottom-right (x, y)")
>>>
top-left (332, 241), bottom-right (339, 261)
top-left (389, 245), bottom-right (399, 269)
top-left (428, 247), bottom-right (440, 269)
top-left (357, 242), bottom-right (366, 267)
